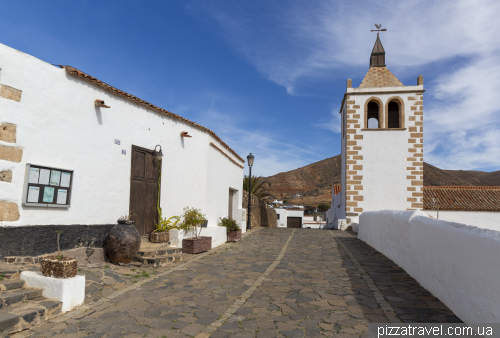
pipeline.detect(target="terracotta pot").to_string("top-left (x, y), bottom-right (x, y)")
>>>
top-left (40, 256), bottom-right (78, 278)
top-left (227, 230), bottom-right (242, 242)
top-left (150, 231), bottom-right (169, 243)
top-left (104, 223), bottom-right (141, 264)
top-left (182, 236), bottom-right (212, 254)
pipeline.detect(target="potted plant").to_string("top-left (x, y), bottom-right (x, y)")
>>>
top-left (219, 217), bottom-right (241, 242)
top-left (117, 212), bottom-right (134, 224)
top-left (39, 231), bottom-right (78, 278)
top-left (151, 214), bottom-right (180, 243)
top-left (179, 207), bottom-right (211, 254)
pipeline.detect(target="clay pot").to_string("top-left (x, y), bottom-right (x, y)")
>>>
top-left (104, 223), bottom-right (140, 264)
top-left (40, 256), bottom-right (78, 278)
top-left (150, 231), bottom-right (169, 243)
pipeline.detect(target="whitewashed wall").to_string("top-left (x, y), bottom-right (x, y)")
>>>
top-left (275, 209), bottom-right (286, 227)
top-left (425, 210), bottom-right (500, 231)
top-left (359, 210), bottom-right (500, 323)
top-left (349, 89), bottom-right (421, 213)
top-left (0, 43), bottom-right (244, 233)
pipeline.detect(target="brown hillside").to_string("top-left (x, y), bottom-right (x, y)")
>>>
top-left (442, 169), bottom-right (500, 186)
top-left (262, 156), bottom-right (498, 206)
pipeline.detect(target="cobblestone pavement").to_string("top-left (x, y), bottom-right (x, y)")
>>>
top-left (23, 228), bottom-right (461, 338)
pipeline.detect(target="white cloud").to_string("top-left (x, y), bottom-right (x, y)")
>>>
top-left (187, 0), bottom-right (500, 171)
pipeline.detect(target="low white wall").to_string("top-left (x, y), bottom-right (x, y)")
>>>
top-left (425, 210), bottom-right (500, 231)
top-left (21, 271), bottom-right (85, 312)
top-left (359, 210), bottom-right (500, 323)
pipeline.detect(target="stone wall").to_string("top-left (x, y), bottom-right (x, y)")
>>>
top-left (242, 191), bottom-right (277, 228)
top-left (0, 224), bottom-right (115, 258)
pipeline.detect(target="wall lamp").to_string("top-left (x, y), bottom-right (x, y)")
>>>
top-left (180, 131), bottom-right (192, 137)
top-left (95, 99), bottom-right (110, 108)
top-left (152, 145), bottom-right (163, 161)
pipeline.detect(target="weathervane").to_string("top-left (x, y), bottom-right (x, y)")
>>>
top-left (371, 24), bottom-right (387, 35)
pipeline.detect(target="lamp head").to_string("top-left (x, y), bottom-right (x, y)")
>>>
top-left (247, 153), bottom-right (254, 167)
top-left (153, 145), bottom-right (163, 160)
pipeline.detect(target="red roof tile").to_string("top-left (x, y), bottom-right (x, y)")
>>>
top-left (334, 184), bottom-right (341, 196)
top-left (423, 186), bottom-right (500, 212)
top-left (62, 66), bottom-right (245, 164)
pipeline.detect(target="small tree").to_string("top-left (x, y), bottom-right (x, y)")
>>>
top-left (317, 203), bottom-right (329, 212)
top-left (178, 207), bottom-right (206, 239)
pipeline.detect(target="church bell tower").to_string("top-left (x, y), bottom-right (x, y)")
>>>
top-left (337, 32), bottom-right (424, 225)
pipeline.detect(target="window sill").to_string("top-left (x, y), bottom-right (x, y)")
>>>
top-left (361, 128), bottom-right (407, 131)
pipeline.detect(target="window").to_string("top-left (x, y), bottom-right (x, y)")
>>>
top-left (367, 101), bottom-right (379, 129)
top-left (384, 97), bottom-right (405, 129)
top-left (388, 101), bottom-right (400, 128)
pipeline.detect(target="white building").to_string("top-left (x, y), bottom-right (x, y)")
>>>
top-left (275, 207), bottom-right (304, 228)
top-left (328, 34), bottom-right (424, 229)
top-left (0, 42), bottom-right (245, 256)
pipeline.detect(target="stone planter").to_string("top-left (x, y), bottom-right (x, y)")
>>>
top-left (39, 256), bottom-right (78, 278)
top-left (182, 236), bottom-right (212, 254)
top-left (227, 230), bottom-right (241, 242)
top-left (150, 231), bottom-right (169, 243)
top-left (104, 223), bottom-right (141, 264)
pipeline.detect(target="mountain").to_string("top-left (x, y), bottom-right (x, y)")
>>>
top-left (262, 155), bottom-right (500, 206)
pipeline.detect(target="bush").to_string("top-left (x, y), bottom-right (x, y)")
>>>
top-left (179, 207), bottom-right (206, 239)
top-left (219, 217), bottom-right (240, 232)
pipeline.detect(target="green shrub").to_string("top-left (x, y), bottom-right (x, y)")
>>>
top-left (155, 215), bottom-right (180, 232)
top-left (219, 217), bottom-right (240, 232)
top-left (178, 207), bottom-right (206, 238)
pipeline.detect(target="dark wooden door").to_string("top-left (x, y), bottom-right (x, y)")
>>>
top-left (287, 217), bottom-right (302, 228)
top-left (130, 145), bottom-right (161, 235)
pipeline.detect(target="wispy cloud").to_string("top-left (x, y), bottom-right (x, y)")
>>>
top-left (186, 0), bottom-right (500, 171)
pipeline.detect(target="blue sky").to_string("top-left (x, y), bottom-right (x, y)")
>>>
top-left (2, 0), bottom-right (499, 176)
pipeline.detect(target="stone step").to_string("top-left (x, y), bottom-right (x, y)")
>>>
top-left (0, 288), bottom-right (43, 309)
top-left (0, 297), bottom-right (61, 336)
top-left (0, 280), bottom-right (25, 292)
top-left (136, 248), bottom-right (182, 258)
top-left (134, 253), bottom-right (183, 268)
top-left (139, 242), bottom-right (173, 251)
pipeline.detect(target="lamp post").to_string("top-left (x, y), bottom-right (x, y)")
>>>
top-left (246, 153), bottom-right (254, 230)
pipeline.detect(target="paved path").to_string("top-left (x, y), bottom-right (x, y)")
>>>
top-left (24, 229), bottom-right (460, 338)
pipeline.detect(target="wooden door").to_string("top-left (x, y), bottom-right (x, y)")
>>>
top-left (287, 217), bottom-right (302, 228)
top-left (130, 145), bottom-right (161, 235)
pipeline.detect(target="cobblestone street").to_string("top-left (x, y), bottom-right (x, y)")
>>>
top-left (24, 228), bottom-right (461, 338)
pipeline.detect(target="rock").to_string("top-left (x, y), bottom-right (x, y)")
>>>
top-left (104, 224), bottom-right (140, 264)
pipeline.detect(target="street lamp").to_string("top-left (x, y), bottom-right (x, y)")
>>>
top-left (247, 153), bottom-right (254, 230)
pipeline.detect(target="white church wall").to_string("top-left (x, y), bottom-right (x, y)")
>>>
top-left (359, 210), bottom-right (500, 323)
top-left (361, 130), bottom-right (409, 212)
top-left (425, 210), bottom-right (500, 231)
top-left (0, 42), bottom-right (244, 229)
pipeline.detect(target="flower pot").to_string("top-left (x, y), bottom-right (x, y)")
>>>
top-left (227, 230), bottom-right (242, 242)
top-left (40, 256), bottom-right (78, 278)
top-left (150, 231), bottom-right (169, 243)
top-left (104, 223), bottom-right (141, 264)
top-left (182, 236), bottom-right (212, 254)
